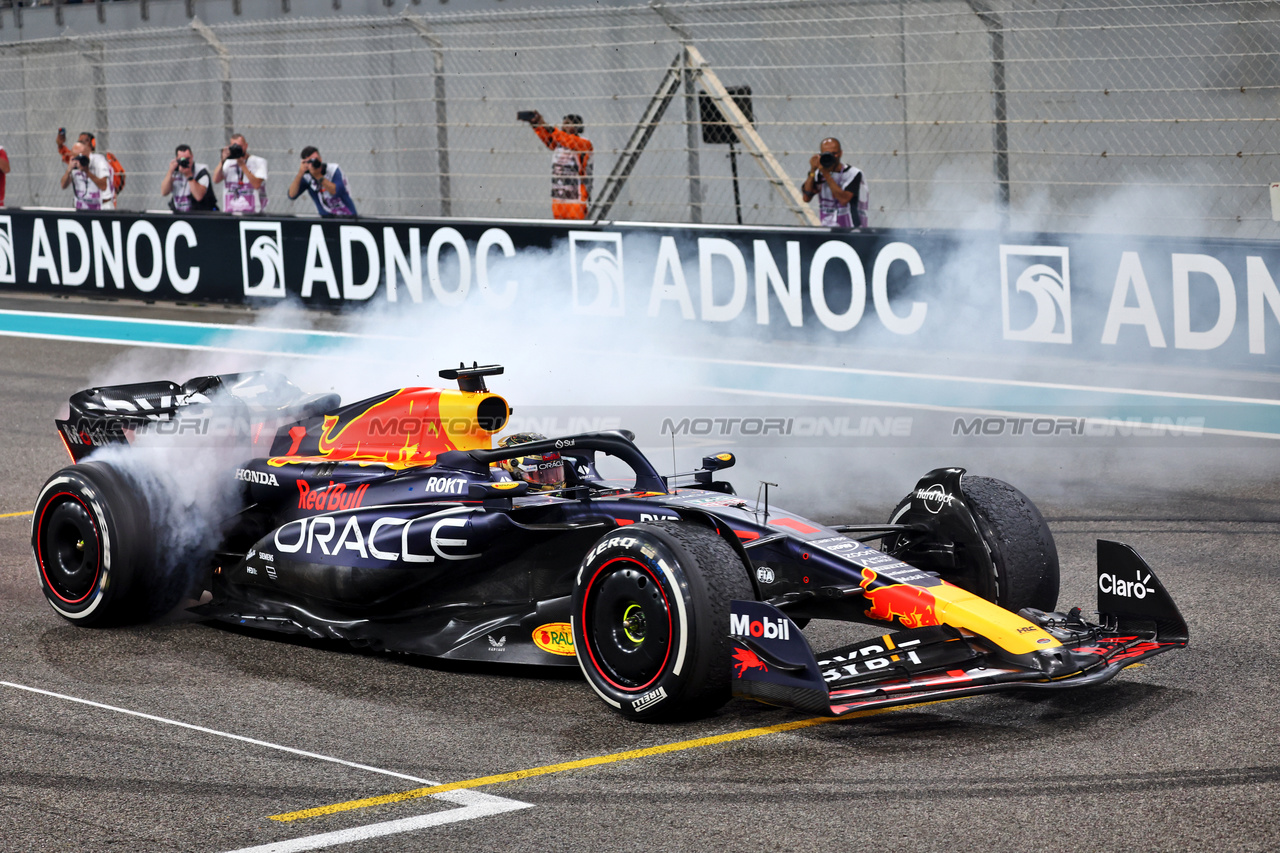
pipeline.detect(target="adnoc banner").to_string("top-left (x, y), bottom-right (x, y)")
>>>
top-left (1, 208), bottom-right (1279, 367)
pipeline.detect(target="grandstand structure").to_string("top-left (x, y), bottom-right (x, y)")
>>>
top-left (0, 0), bottom-right (1277, 238)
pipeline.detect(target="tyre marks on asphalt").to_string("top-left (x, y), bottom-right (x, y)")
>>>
top-left (269, 715), bottom-right (837, 822)
top-left (0, 680), bottom-right (533, 851)
top-left (268, 701), bottom-right (950, 823)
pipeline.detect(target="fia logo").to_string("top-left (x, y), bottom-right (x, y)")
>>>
top-left (239, 221), bottom-right (285, 298)
top-left (1000, 245), bottom-right (1071, 344)
top-left (0, 216), bottom-right (14, 284)
top-left (569, 231), bottom-right (624, 316)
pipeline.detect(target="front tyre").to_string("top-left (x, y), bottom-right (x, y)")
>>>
top-left (32, 462), bottom-right (156, 626)
top-left (887, 472), bottom-right (1059, 613)
top-left (573, 522), bottom-right (752, 721)
top-left (959, 475), bottom-right (1059, 613)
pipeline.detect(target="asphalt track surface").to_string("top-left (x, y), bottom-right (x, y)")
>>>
top-left (2, 295), bottom-right (1279, 852)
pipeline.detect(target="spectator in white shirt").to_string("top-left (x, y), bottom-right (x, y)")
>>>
top-left (213, 133), bottom-right (268, 214)
top-left (60, 142), bottom-right (112, 211)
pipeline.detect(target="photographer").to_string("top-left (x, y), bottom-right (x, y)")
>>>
top-left (59, 141), bottom-right (111, 211)
top-left (801, 137), bottom-right (868, 228)
top-left (160, 145), bottom-right (217, 213)
top-left (56, 128), bottom-right (116, 210)
top-left (520, 110), bottom-right (593, 220)
top-left (213, 133), bottom-right (268, 214)
top-left (287, 146), bottom-right (357, 217)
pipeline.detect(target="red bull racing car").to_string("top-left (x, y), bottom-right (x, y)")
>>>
top-left (33, 364), bottom-right (1187, 721)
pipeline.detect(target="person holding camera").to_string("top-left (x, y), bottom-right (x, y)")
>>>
top-left (287, 146), bottom-right (357, 217)
top-left (160, 145), bottom-right (217, 213)
top-left (57, 130), bottom-right (115, 210)
top-left (802, 137), bottom-right (868, 228)
top-left (520, 110), bottom-right (593, 220)
top-left (59, 141), bottom-right (112, 211)
top-left (213, 133), bottom-right (267, 214)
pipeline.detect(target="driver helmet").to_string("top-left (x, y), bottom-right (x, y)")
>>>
top-left (498, 432), bottom-right (565, 491)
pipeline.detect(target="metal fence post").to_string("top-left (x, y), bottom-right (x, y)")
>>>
top-left (653, 3), bottom-right (703, 224)
top-left (403, 12), bottom-right (452, 216)
top-left (191, 18), bottom-right (234, 142)
top-left (967, 0), bottom-right (1010, 224)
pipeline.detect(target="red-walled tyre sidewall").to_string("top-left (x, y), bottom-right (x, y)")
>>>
top-left (31, 462), bottom-right (153, 627)
top-left (573, 523), bottom-right (752, 721)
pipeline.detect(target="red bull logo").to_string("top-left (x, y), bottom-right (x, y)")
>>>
top-left (270, 387), bottom-right (509, 470)
top-left (297, 480), bottom-right (370, 511)
top-left (732, 647), bottom-right (769, 677)
top-left (860, 568), bottom-right (940, 629)
top-left (316, 389), bottom-right (450, 466)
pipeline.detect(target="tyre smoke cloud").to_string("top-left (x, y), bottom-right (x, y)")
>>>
top-left (83, 194), bottom-right (1280, 533)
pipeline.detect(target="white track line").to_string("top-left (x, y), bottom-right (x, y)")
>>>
top-left (1, 681), bottom-right (532, 850)
top-left (219, 795), bottom-right (532, 853)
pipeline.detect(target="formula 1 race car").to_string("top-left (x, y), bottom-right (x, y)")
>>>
top-left (32, 364), bottom-right (1188, 721)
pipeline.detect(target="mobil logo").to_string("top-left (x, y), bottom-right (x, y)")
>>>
top-left (729, 612), bottom-right (791, 641)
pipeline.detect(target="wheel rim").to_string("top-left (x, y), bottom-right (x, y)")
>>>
top-left (38, 495), bottom-right (102, 605)
top-left (581, 557), bottom-right (673, 692)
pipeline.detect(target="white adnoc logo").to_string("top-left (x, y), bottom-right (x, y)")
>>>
top-left (1000, 244), bottom-right (1071, 344)
top-left (240, 221), bottom-right (285, 298)
top-left (569, 231), bottom-right (624, 316)
top-left (0, 215), bottom-right (14, 285)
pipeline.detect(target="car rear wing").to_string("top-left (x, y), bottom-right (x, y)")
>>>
top-left (54, 372), bottom-right (334, 462)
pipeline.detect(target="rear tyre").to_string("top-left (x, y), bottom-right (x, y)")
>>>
top-left (573, 522), bottom-right (752, 721)
top-left (889, 474), bottom-right (1059, 613)
top-left (32, 462), bottom-right (161, 626)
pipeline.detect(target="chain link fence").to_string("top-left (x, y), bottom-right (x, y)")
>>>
top-left (1, 0), bottom-right (1278, 237)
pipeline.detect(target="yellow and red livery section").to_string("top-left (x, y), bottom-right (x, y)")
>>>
top-left (858, 567), bottom-right (1060, 656)
top-left (268, 387), bottom-right (510, 470)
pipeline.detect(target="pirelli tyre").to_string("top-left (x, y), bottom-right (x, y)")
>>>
top-left (573, 522), bottom-right (753, 721)
top-left (32, 462), bottom-right (162, 626)
top-left (889, 474), bottom-right (1059, 613)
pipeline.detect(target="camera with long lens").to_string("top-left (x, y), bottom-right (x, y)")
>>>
top-left (227, 143), bottom-right (245, 159)
top-left (309, 159), bottom-right (326, 173)
top-left (819, 151), bottom-right (838, 169)
top-left (73, 154), bottom-right (90, 168)
top-left (176, 157), bottom-right (191, 169)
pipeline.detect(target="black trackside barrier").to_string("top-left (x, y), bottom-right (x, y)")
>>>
top-left (1, 207), bottom-right (1279, 369)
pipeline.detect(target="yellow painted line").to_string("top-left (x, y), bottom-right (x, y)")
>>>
top-left (0, 510), bottom-right (32, 519)
top-left (270, 700), bottom-right (949, 823)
